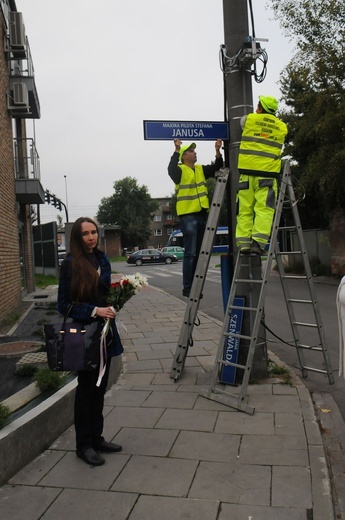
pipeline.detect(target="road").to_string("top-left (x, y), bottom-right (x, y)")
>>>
top-left (112, 257), bottom-right (345, 420)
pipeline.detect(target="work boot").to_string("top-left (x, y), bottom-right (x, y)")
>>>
top-left (239, 245), bottom-right (251, 254)
top-left (251, 240), bottom-right (265, 255)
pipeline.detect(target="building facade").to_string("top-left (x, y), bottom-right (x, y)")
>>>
top-left (147, 197), bottom-right (178, 250)
top-left (0, 1), bottom-right (43, 322)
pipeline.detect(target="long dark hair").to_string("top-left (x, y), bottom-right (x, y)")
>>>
top-left (70, 217), bottom-right (100, 303)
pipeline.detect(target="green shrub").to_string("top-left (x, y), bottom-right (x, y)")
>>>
top-left (15, 364), bottom-right (38, 377)
top-left (34, 368), bottom-right (67, 392)
top-left (0, 403), bottom-right (10, 429)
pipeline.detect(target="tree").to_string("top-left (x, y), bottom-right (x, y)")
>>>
top-left (97, 177), bottom-right (159, 249)
top-left (271, 0), bottom-right (345, 227)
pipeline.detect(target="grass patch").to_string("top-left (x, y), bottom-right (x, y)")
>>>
top-left (268, 358), bottom-right (293, 385)
top-left (35, 274), bottom-right (58, 289)
top-left (109, 256), bottom-right (127, 262)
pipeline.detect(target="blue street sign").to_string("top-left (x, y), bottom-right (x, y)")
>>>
top-left (220, 297), bottom-right (245, 385)
top-left (143, 120), bottom-right (229, 141)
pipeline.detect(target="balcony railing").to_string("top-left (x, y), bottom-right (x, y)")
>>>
top-left (7, 38), bottom-right (40, 118)
top-left (14, 138), bottom-right (40, 180)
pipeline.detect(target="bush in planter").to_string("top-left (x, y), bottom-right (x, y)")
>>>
top-left (33, 368), bottom-right (67, 393)
top-left (15, 364), bottom-right (38, 377)
top-left (0, 402), bottom-right (10, 429)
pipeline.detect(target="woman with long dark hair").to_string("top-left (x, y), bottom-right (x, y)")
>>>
top-left (58, 217), bottom-right (123, 466)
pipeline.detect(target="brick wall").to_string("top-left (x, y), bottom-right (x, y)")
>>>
top-left (100, 229), bottom-right (122, 258)
top-left (0, 13), bottom-right (22, 321)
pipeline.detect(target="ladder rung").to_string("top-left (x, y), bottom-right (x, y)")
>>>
top-left (229, 305), bottom-right (259, 312)
top-left (224, 332), bottom-right (253, 341)
top-left (298, 344), bottom-right (323, 352)
top-left (276, 250), bottom-right (302, 255)
top-left (287, 299), bottom-right (312, 304)
top-left (281, 275), bottom-right (309, 280)
top-left (234, 278), bottom-right (263, 284)
top-left (218, 359), bottom-right (247, 370)
top-left (301, 365), bottom-right (330, 375)
top-left (278, 225), bottom-right (296, 231)
top-left (292, 321), bottom-right (317, 328)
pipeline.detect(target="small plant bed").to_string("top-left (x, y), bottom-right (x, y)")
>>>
top-left (0, 341), bottom-right (42, 357)
top-left (268, 359), bottom-right (293, 386)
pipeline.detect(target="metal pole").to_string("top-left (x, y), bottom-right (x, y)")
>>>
top-left (222, 0), bottom-right (253, 256)
top-left (64, 175), bottom-right (69, 222)
top-left (222, 0), bottom-right (268, 380)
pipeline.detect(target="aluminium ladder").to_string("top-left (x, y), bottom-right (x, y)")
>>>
top-left (201, 161), bottom-right (334, 414)
top-left (170, 168), bottom-right (230, 381)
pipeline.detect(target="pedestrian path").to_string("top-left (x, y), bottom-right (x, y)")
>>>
top-left (0, 282), bottom-right (335, 520)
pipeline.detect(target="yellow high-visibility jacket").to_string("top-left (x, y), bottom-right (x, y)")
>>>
top-left (175, 164), bottom-right (209, 216)
top-left (238, 113), bottom-right (288, 176)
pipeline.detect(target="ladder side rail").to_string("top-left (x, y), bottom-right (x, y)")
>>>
top-left (190, 168), bottom-right (230, 301)
top-left (286, 178), bottom-right (334, 384)
top-left (170, 169), bottom-right (229, 380)
top-left (274, 245), bottom-right (309, 378)
top-left (207, 163), bottom-right (290, 407)
top-left (273, 165), bottom-right (310, 377)
top-left (236, 246), bottom-right (278, 403)
top-left (207, 250), bottom-right (244, 394)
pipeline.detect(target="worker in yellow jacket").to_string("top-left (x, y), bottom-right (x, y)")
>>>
top-left (236, 96), bottom-right (288, 255)
top-left (168, 139), bottom-right (223, 296)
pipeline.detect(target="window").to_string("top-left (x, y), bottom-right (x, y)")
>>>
top-left (154, 229), bottom-right (162, 236)
top-left (167, 228), bottom-right (173, 235)
top-left (166, 214), bottom-right (173, 221)
top-left (153, 215), bottom-right (161, 222)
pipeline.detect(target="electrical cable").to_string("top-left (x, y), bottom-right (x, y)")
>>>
top-left (278, 174), bottom-right (307, 208)
top-left (260, 319), bottom-right (324, 350)
top-left (248, 0), bottom-right (255, 38)
top-left (247, 0), bottom-right (268, 83)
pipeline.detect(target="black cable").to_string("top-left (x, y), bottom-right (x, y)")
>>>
top-left (248, 0), bottom-right (255, 38)
top-left (261, 319), bottom-right (324, 350)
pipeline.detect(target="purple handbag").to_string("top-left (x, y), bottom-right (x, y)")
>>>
top-left (44, 308), bottom-right (102, 372)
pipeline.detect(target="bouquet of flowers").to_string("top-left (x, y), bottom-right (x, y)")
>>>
top-left (107, 272), bottom-right (148, 311)
top-left (97, 273), bottom-right (148, 386)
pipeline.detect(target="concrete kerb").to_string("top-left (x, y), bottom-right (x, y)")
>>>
top-left (0, 356), bottom-right (122, 485)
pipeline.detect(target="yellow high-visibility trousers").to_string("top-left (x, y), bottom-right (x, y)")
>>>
top-left (236, 175), bottom-right (277, 250)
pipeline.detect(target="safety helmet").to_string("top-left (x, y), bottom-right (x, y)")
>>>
top-left (259, 95), bottom-right (278, 114)
top-left (179, 143), bottom-right (196, 162)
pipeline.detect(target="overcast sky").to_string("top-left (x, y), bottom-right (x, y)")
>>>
top-left (16, 0), bottom-right (295, 224)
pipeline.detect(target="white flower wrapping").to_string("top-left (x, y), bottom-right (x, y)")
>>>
top-left (96, 273), bottom-right (148, 386)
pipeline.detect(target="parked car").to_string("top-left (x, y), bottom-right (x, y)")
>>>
top-left (160, 246), bottom-right (184, 260)
top-left (126, 248), bottom-right (178, 266)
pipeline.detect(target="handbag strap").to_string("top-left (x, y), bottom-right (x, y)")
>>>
top-left (61, 304), bottom-right (74, 332)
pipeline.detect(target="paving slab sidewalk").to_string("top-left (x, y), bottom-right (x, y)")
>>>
top-left (0, 283), bottom-right (336, 520)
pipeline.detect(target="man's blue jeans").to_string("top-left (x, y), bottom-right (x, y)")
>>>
top-left (180, 213), bottom-right (207, 291)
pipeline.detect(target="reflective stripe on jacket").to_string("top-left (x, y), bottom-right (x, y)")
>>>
top-left (175, 164), bottom-right (209, 216)
top-left (238, 113), bottom-right (288, 175)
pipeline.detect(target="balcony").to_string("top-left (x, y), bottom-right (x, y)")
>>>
top-left (14, 138), bottom-right (45, 204)
top-left (7, 38), bottom-right (40, 119)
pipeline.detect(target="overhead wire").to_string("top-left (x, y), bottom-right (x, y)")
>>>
top-left (247, 0), bottom-right (268, 83)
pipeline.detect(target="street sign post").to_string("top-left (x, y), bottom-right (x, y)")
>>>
top-left (143, 120), bottom-right (229, 141)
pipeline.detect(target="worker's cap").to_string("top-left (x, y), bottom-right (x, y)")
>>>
top-left (179, 143), bottom-right (196, 162)
top-left (259, 95), bottom-right (278, 114)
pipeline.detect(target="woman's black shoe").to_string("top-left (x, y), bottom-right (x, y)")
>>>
top-left (76, 448), bottom-right (105, 466)
top-left (94, 440), bottom-right (122, 453)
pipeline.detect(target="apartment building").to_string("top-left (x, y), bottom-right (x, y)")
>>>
top-left (0, 1), bottom-right (43, 321)
top-left (148, 197), bottom-right (178, 250)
